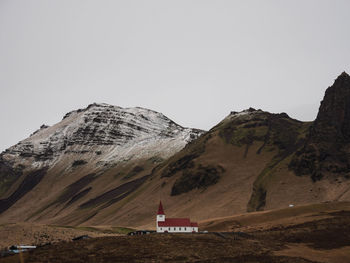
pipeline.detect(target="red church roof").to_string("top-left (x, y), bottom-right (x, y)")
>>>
top-left (157, 201), bottom-right (165, 215)
top-left (158, 218), bottom-right (193, 227)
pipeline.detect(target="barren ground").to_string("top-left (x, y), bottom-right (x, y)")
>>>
top-left (0, 202), bottom-right (349, 263)
top-left (0, 223), bottom-right (130, 250)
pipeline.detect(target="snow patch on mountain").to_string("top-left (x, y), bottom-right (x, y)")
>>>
top-left (2, 103), bottom-right (204, 168)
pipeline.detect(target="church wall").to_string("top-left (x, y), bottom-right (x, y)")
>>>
top-left (156, 226), bottom-right (198, 233)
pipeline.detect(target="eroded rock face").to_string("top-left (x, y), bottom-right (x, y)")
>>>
top-left (2, 103), bottom-right (204, 168)
top-left (290, 72), bottom-right (350, 180)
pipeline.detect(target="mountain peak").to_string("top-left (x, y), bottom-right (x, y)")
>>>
top-left (290, 71), bottom-right (350, 180)
top-left (63, 103), bottom-right (170, 121)
top-left (4, 104), bottom-right (204, 169)
top-left (331, 71), bottom-right (350, 88)
top-left (339, 71), bottom-right (349, 78)
top-left (317, 72), bottom-right (350, 128)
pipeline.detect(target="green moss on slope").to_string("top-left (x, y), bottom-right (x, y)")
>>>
top-left (247, 119), bottom-right (311, 212)
top-left (171, 165), bottom-right (225, 196)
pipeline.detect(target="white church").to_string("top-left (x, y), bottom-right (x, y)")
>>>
top-left (156, 201), bottom-right (198, 233)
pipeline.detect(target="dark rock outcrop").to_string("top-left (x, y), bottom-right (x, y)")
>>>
top-left (171, 165), bottom-right (225, 196)
top-left (290, 72), bottom-right (350, 180)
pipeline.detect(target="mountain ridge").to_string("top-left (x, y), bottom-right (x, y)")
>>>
top-left (1, 72), bottom-right (350, 228)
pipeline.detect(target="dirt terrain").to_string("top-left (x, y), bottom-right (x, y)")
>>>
top-left (0, 223), bottom-right (131, 250)
top-left (0, 202), bottom-right (349, 263)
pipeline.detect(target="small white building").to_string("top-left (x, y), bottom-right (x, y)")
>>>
top-left (156, 201), bottom-right (198, 233)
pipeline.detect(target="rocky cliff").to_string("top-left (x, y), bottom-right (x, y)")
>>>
top-left (290, 72), bottom-right (350, 181)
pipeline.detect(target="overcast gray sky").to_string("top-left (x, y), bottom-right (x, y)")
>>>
top-left (1, 0), bottom-right (350, 152)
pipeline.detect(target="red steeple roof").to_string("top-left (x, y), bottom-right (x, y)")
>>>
top-left (157, 201), bottom-right (165, 215)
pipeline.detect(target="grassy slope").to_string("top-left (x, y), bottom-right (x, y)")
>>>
top-left (199, 201), bottom-right (350, 232)
top-left (0, 154), bottom-right (160, 226)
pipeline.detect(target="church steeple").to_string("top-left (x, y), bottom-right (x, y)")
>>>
top-left (157, 201), bottom-right (165, 215)
top-left (156, 201), bottom-right (165, 223)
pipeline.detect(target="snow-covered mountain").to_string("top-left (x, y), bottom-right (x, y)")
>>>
top-left (0, 103), bottom-right (204, 224)
top-left (2, 103), bottom-right (204, 169)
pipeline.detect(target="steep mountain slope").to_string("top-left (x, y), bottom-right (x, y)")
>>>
top-left (0, 103), bottom-right (203, 224)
